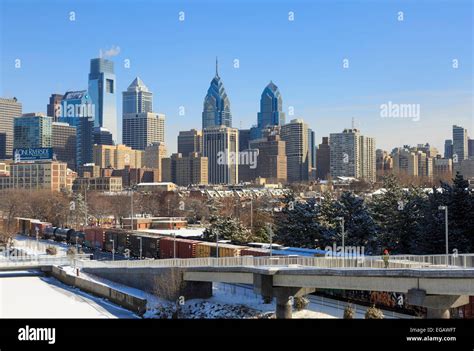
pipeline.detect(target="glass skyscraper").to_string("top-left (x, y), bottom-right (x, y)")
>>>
top-left (122, 77), bottom-right (153, 114)
top-left (59, 90), bottom-right (94, 170)
top-left (202, 59), bottom-right (232, 129)
top-left (258, 81), bottom-right (285, 129)
top-left (88, 58), bottom-right (117, 142)
top-left (13, 113), bottom-right (52, 149)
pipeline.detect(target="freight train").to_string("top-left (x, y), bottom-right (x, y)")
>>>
top-left (16, 218), bottom-right (85, 245)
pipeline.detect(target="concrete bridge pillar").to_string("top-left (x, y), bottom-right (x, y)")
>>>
top-left (407, 289), bottom-right (469, 319)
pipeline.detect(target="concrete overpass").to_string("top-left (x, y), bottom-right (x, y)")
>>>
top-left (77, 254), bottom-right (474, 319)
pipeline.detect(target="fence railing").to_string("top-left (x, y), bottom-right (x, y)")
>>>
top-left (74, 253), bottom-right (474, 270)
top-left (0, 254), bottom-right (91, 268)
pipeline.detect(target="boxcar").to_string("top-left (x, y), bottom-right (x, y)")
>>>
top-left (159, 237), bottom-right (199, 259)
top-left (129, 234), bottom-right (161, 259)
top-left (84, 227), bottom-right (106, 250)
top-left (104, 229), bottom-right (131, 254)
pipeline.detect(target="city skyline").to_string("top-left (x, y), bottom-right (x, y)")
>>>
top-left (1, 0), bottom-right (472, 154)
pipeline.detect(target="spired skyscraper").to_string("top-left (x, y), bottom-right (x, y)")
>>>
top-left (202, 58), bottom-right (232, 129)
top-left (251, 81), bottom-right (285, 140)
top-left (88, 58), bottom-right (117, 142)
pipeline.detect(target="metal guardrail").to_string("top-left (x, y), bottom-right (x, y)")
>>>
top-left (0, 254), bottom-right (91, 268)
top-left (73, 254), bottom-right (474, 270)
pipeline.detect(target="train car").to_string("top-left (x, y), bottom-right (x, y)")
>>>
top-left (16, 218), bottom-right (32, 236)
top-left (195, 241), bottom-right (245, 258)
top-left (240, 248), bottom-right (270, 257)
top-left (43, 226), bottom-right (57, 240)
top-left (54, 228), bottom-right (75, 242)
top-left (159, 237), bottom-right (199, 259)
top-left (30, 221), bottom-right (52, 238)
top-left (104, 229), bottom-right (131, 254)
top-left (83, 227), bottom-right (106, 250)
top-left (129, 234), bottom-right (161, 259)
top-left (271, 247), bottom-right (328, 257)
top-left (69, 231), bottom-right (85, 246)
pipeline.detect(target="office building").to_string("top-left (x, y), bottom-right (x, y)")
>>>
top-left (203, 126), bottom-right (238, 184)
top-left (178, 129), bottom-right (202, 156)
top-left (122, 77), bottom-right (153, 114)
top-left (93, 127), bottom-right (113, 146)
top-left (144, 142), bottom-right (167, 181)
top-left (123, 112), bottom-right (165, 150)
top-left (202, 59), bottom-right (232, 129)
top-left (248, 133), bottom-right (287, 183)
top-left (0, 161), bottom-right (76, 191)
top-left (47, 94), bottom-right (63, 122)
top-left (444, 139), bottom-right (453, 159)
top-left (254, 81), bottom-right (285, 139)
top-left (316, 137), bottom-right (330, 180)
top-left (59, 90), bottom-right (94, 170)
top-left (93, 144), bottom-right (143, 169)
top-left (452, 125), bottom-right (468, 162)
top-left (52, 122), bottom-right (76, 170)
top-left (88, 58), bottom-right (117, 140)
top-left (14, 113), bottom-right (52, 149)
top-left (0, 97), bottom-right (22, 159)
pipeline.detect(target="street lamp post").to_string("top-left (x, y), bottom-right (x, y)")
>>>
top-left (130, 189), bottom-right (134, 230)
top-left (336, 217), bottom-right (345, 267)
top-left (138, 236), bottom-right (142, 260)
top-left (216, 229), bottom-right (219, 259)
top-left (173, 232), bottom-right (176, 259)
top-left (438, 205), bottom-right (449, 265)
top-left (110, 239), bottom-right (115, 261)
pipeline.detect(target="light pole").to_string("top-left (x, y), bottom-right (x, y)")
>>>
top-left (130, 189), bottom-right (134, 230)
top-left (110, 239), bottom-right (115, 261)
top-left (438, 205), bottom-right (449, 265)
top-left (173, 232), bottom-right (176, 259)
top-left (336, 217), bottom-right (345, 266)
top-left (138, 236), bottom-right (142, 260)
top-left (216, 229), bottom-right (219, 259)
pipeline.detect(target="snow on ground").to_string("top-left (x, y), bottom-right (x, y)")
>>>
top-left (12, 236), bottom-right (69, 257)
top-left (0, 274), bottom-right (138, 318)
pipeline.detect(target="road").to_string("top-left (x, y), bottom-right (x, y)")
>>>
top-left (0, 273), bottom-right (139, 318)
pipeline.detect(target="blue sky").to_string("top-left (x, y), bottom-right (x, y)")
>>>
top-left (1, 0), bottom-right (472, 153)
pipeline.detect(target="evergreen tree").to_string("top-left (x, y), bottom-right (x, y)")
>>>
top-left (275, 196), bottom-right (324, 248)
top-left (202, 216), bottom-right (251, 244)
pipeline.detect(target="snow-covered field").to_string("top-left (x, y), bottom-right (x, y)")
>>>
top-left (0, 275), bottom-right (138, 318)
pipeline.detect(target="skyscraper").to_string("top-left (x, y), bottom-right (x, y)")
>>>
top-left (14, 113), bottom-right (52, 149)
top-left (444, 139), bottom-right (453, 159)
top-left (0, 97), bottom-right (22, 159)
top-left (329, 128), bottom-right (376, 182)
top-left (52, 122), bottom-right (76, 170)
top-left (202, 58), bottom-right (232, 129)
top-left (59, 90), bottom-right (94, 170)
top-left (123, 112), bottom-right (165, 150)
top-left (93, 127), bottom-right (114, 146)
top-left (281, 119), bottom-right (309, 182)
top-left (308, 128), bottom-right (316, 178)
top-left (468, 138), bottom-right (474, 158)
top-left (452, 125), bottom-right (468, 162)
top-left (178, 129), bottom-right (202, 156)
top-left (316, 137), bottom-right (330, 180)
top-left (122, 77), bottom-right (153, 114)
top-left (256, 81), bottom-right (285, 138)
top-left (47, 94), bottom-right (63, 122)
top-left (88, 58), bottom-right (117, 140)
top-left (249, 133), bottom-right (287, 183)
top-left (203, 126), bottom-right (238, 184)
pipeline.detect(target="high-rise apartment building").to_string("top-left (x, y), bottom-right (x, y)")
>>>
top-left (0, 97), bottom-right (22, 159)
top-left (203, 126), bottom-right (238, 184)
top-left (329, 128), bottom-right (376, 182)
top-left (144, 142), bottom-right (167, 181)
top-left (281, 119), bottom-right (309, 182)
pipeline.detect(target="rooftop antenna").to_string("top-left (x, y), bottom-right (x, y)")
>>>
top-left (352, 117), bottom-right (355, 129)
top-left (215, 56), bottom-right (219, 77)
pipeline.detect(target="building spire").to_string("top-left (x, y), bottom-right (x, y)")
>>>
top-left (215, 56), bottom-right (219, 77)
